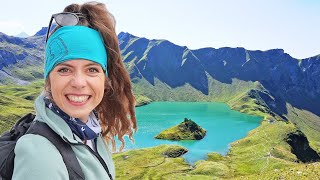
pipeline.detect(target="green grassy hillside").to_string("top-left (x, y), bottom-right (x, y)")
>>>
top-left (285, 104), bottom-right (320, 153)
top-left (0, 81), bottom-right (43, 133)
top-left (132, 75), bottom-right (258, 102)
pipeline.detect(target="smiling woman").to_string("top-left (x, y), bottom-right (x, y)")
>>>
top-left (48, 60), bottom-right (106, 122)
top-left (10, 1), bottom-right (137, 180)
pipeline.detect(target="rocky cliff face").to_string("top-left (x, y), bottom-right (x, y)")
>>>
top-left (286, 130), bottom-right (320, 162)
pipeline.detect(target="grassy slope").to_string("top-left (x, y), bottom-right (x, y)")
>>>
top-left (135, 94), bottom-right (152, 107)
top-left (285, 104), bottom-right (320, 153)
top-left (132, 75), bottom-right (258, 102)
top-left (227, 121), bottom-right (297, 175)
top-left (113, 145), bottom-right (191, 180)
top-left (0, 80), bottom-right (43, 133)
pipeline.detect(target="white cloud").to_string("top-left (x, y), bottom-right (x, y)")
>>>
top-left (0, 21), bottom-right (25, 36)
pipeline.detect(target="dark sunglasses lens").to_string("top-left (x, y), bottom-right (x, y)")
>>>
top-left (55, 14), bottom-right (78, 26)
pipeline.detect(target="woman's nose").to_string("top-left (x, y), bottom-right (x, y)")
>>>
top-left (70, 72), bottom-right (87, 89)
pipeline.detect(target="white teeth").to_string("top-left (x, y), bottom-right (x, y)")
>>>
top-left (67, 95), bottom-right (89, 103)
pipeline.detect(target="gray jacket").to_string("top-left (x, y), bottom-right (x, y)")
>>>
top-left (12, 94), bottom-right (115, 180)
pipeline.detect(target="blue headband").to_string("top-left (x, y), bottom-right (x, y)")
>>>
top-left (44, 26), bottom-right (108, 79)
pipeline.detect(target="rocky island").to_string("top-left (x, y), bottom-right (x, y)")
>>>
top-left (155, 118), bottom-right (206, 140)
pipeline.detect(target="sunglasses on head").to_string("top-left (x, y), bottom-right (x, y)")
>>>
top-left (45, 12), bottom-right (86, 43)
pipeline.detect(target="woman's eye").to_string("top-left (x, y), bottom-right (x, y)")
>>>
top-left (88, 68), bottom-right (99, 73)
top-left (58, 68), bottom-right (70, 73)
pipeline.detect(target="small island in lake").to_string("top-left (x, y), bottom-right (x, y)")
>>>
top-left (155, 118), bottom-right (206, 140)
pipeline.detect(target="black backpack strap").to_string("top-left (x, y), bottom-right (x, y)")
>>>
top-left (27, 121), bottom-right (85, 180)
top-left (0, 113), bottom-right (36, 180)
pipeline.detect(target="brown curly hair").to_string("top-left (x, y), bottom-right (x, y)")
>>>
top-left (46, 1), bottom-right (137, 151)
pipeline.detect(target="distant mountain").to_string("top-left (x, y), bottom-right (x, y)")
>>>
top-left (34, 24), bottom-right (56, 36)
top-left (2, 31), bottom-right (320, 116)
top-left (15, 32), bottom-right (29, 38)
top-left (34, 27), bottom-right (48, 36)
top-left (0, 32), bottom-right (44, 85)
top-left (118, 32), bottom-right (320, 115)
top-left (2, 30), bottom-right (320, 117)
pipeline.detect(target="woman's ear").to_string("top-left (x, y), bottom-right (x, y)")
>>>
top-left (44, 78), bottom-right (53, 99)
top-left (44, 78), bottom-right (50, 92)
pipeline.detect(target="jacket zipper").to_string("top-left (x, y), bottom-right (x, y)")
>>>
top-left (63, 137), bottom-right (114, 180)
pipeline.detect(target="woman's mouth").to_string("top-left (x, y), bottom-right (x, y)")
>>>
top-left (66, 95), bottom-right (91, 105)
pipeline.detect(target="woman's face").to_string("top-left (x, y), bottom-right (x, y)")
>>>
top-left (49, 59), bottom-right (106, 123)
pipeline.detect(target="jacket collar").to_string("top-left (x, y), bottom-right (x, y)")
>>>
top-left (34, 92), bottom-right (80, 143)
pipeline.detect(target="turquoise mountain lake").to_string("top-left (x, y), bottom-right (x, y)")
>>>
top-left (122, 102), bottom-right (262, 164)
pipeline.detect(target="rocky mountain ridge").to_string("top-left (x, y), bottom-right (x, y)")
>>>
top-left (118, 32), bottom-right (320, 118)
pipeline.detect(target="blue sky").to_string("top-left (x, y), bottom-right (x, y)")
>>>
top-left (0, 0), bottom-right (319, 59)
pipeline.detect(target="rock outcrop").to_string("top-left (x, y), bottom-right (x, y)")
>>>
top-left (155, 118), bottom-right (206, 140)
top-left (286, 130), bottom-right (320, 163)
top-left (162, 146), bottom-right (188, 158)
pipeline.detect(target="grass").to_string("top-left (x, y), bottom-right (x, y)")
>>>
top-left (227, 89), bottom-right (282, 121)
top-left (227, 120), bottom-right (297, 175)
top-left (113, 145), bottom-right (191, 180)
top-left (135, 94), bottom-right (152, 107)
top-left (0, 80), bottom-right (43, 133)
top-left (132, 76), bottom-right (258, 102)
top-left (234, 162), bottom-right (320, 180)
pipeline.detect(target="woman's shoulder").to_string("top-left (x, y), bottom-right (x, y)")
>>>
top-left (13, 134), bottom-right (68, 180)
top-left (15, 133), bottom-right (58, 154)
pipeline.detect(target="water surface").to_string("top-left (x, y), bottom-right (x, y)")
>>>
top-left (122, 102), bottom-right (261, 163)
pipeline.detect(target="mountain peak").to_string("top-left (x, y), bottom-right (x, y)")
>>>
top-left (15, 32), bottom-right (29, 38)
top-left (118, 31), bottom-right (138, 40)
top-left (265, 48), bottom-right (285, 55)
top-left (34, 24), bottom-right (57, 37)
top-left (34, 27), bottom-right (48, 36)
